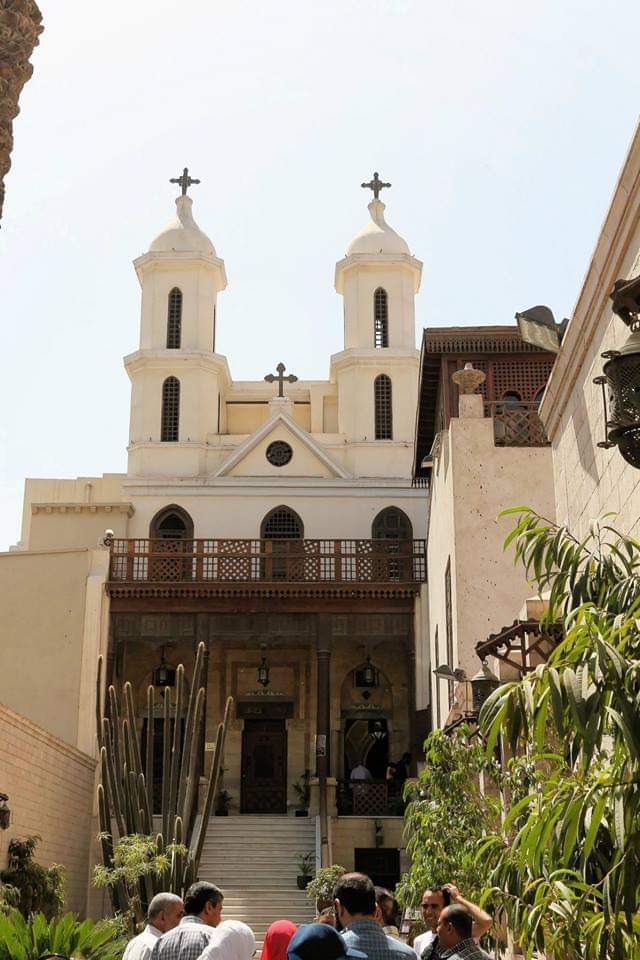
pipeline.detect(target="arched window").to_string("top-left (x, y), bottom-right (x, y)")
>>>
top-left (372, 507), bottom-right (413, 540)
top-left (161, 376), bottom-right (180, 441)
top-left (149, 505), bottom-right (194, 540)
top-left (374, 374), bottom-right (392, 440)
top-left (261, 506), bottom-right (304, 539)
top-left (166, 288), bottom-right (182, 349)
top-left (374, 288), bottom-right (389, 348)
top-left (261, 506), bottom-right (303, 580)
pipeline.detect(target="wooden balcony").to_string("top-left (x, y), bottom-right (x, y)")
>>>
top-left (106, 538), bottom-right (427, 601)
top-left (484, 401), bottom-right (549, 447)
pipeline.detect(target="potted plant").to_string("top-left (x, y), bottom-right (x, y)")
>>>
top-left (293, 769), bottom-right (311, 817)
top-left (296, 852), bottom-right (314, 890)
top-left (304, 864), bottom-right (346, 911)
top-left (215, 789), bottom-right (232, 816)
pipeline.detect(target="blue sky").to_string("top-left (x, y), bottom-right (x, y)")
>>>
top-left (1, 0), bottom-right (639, 549)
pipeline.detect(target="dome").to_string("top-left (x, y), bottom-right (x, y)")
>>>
top-left (346, 199), bottom-right (410, 257)
top-left (149, 195), bottom-right (216, 256)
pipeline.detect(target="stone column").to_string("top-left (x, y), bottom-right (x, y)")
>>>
top-left (316, 615), bottom-right (332, 866)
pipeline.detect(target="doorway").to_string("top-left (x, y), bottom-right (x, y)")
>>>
top-left (241, 719), bottom-right (287, 814)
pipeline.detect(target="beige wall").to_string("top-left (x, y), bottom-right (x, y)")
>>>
top-left (427, 395), bottom-right (555, 727)
top-left (0, 703), bottom-right (95, 915)
top-left (0, 547), bottom-right (109, 750)
top-left (331, 817), bottom-right (408, 875)
top-left (540, 123), bottom-right (640, 538)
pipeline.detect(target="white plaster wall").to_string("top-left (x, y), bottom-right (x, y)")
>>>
top-left (340, 262), bottom-right (418, 350)
top-left (137, 258), bottom-right (225, 353)
top-left (426, 401), bottom-right (555, 727)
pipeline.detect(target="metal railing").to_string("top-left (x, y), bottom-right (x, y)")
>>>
top-left (108, 538), bottom-right (427, 584)
top-left (484, 401), bottom-right (549, 447)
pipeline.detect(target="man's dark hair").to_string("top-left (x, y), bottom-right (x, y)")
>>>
top-left (425, 886), bottom-right (451, 907)
top-left (375, 886), bottom-right (398, 926)
top-left (334, 872), bottom-right (376, 916)
top-left (441, 905), bottom-right (472, 940)
top-left (183, 881), bottom-right (223, 916)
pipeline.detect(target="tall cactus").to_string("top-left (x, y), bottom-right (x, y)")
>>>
top-left (96, 642), bottom-right (233, 916)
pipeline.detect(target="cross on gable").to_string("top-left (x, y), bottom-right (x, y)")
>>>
top-left (264, 362), bottom-right (298, 398)
top-left (170, 167), bottom-right (201, 196)
top-left (361, 171), bottom-right (391, 200)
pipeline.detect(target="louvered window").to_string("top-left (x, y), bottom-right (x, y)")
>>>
top-left (166, 288), bottom-right (182, 349)
top-left (161, 377), bottom-right (180, 441)
top-left (374, 288), bottom-right (389, 348)
top-left (374, 374), bottom-right (392, 440)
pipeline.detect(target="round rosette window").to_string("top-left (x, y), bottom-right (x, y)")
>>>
top-left (266, 440), bottom-right (293, 466)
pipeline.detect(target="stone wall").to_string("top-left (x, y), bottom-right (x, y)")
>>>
top-left (0, 702), bottom-right (95, 915)
top-left (540, 121), bottom-right (640, 538)
top-left (331, 816), bottom-right (408, 875)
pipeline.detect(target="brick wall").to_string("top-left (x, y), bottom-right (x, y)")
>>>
top-left (0, 702), bottom-right (95, 915)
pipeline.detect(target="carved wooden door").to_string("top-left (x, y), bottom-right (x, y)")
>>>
top-left (241, 720), bottom-right (287, 814)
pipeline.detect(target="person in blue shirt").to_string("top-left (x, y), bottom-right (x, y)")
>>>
top-left (336, 873), bottom-right (415, 960)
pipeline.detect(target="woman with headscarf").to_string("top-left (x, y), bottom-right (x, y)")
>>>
top-left (261, 920), bottom-right (297, 960)
top-left (197, 920), bottom-right (256, 960)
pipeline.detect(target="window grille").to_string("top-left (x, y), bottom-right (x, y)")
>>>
top-left (161, 377), bottom-right (180, 441)
top-left (374, 374), bottom-right (393, 439)
top-left (374, 288), bottom-right (389, 348)
top-left (261, 507), bottom-right (303, 539)
top-left (372, 507), bottom-right (412, 540)
top-left (167, 288), bottom-right (182, 349)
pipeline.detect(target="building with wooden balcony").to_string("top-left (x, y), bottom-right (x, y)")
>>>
top-left (413, 326), bottom-right (557, 729)
top-left (0, 174), bottom-right (429, 883)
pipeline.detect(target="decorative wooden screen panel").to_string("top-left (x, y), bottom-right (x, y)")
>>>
top-left (161, 377), bottom-right (180, 441)
top-left (374, 374), bottom-right (392, 440)
top-left (166, 288), bottom-right (182, 349)
top-left (374, 287), bottom-right (389, 348)
top-left (352, 781), bottom-right (388, 816)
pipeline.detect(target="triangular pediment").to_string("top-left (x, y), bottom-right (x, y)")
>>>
top-left (214, 413), bottom-right (351, 479)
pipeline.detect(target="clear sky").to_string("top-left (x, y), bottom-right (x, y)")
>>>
top-left (1, 0), bottom-right (639, 550)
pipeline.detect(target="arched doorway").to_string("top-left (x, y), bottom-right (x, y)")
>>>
top-left (149, 506), bottom-right (194, 580)
top-left (372, 507), bottom-right (413, 580)
top-left (260, 506), bottom-right (303, 579)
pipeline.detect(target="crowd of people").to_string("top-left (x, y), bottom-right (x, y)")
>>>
top-left (123, 874), bottom-right (493, 960)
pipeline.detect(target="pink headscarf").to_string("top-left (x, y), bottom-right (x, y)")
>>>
top-left (261, 920), bottom-right (298, 960)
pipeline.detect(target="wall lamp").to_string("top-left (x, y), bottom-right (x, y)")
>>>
top-left (0, 792), bottom-right (11, 830)
top-left (433, 660), bottom-right (500, 714)
top-left (594, 275), bottom-right (640, 468)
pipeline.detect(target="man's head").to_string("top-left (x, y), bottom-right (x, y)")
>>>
top-left (420, 887), bottom-right (451, 932)
top-left (436, 905), bottom-right (472, 950)
top-left (374, 887), bottom-right (398, 928)
top-left (147, 892), bottom-right (184, 933)
top-left (333, 873), bottom-right (376, 927)
top-left (183, 881), bottom-right (224, 927)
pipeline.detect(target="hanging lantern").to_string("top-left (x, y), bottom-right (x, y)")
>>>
top-left (469, 660), bottom-right (500, 713)
top-left (594, 275), bottom-right (640, 468)
top-left (362, 655), bottom-right (376, 688)
top-left (258, 643), bottom-right (270, 687)
top-left (0, 793), bottom-right (11, 831)
top-left (153, 648), bottom-right (176, 688)
top-left (369, 720), bottom-right (386, 741)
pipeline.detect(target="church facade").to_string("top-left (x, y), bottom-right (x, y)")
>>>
top-left (3, 173), bottom-right (429, 881)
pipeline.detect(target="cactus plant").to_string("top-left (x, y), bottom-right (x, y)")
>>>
top-left (95, 643), bottom-right (233, 916)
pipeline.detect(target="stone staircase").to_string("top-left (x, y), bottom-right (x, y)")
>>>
top-left (200, 816), bottom-right (317, 950)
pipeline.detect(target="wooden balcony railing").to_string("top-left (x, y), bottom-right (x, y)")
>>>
top-left (484, 401), bottom-right (549, 447)
top-left (108, 538), bottom-right (427, 585)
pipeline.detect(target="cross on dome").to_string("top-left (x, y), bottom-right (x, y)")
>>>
top-left (264, 362), bottom-right (298, 398)
top-left (170, 167), bottom-right (201, 197)
top-left (361, 172), bottom-right (391, 201)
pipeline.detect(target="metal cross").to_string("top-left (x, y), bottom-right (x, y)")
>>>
top-left (170, 167), bottom-right (201, 196)
top-left (361, 171), bottom-right (391, 200)
top-left (264, 362), bottom-right (298, 398)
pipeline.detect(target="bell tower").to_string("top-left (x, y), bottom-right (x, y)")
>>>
top-left (125, 169), bottom-right (230, 478)
top-left (331, 174), bottom-right (422, 458)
